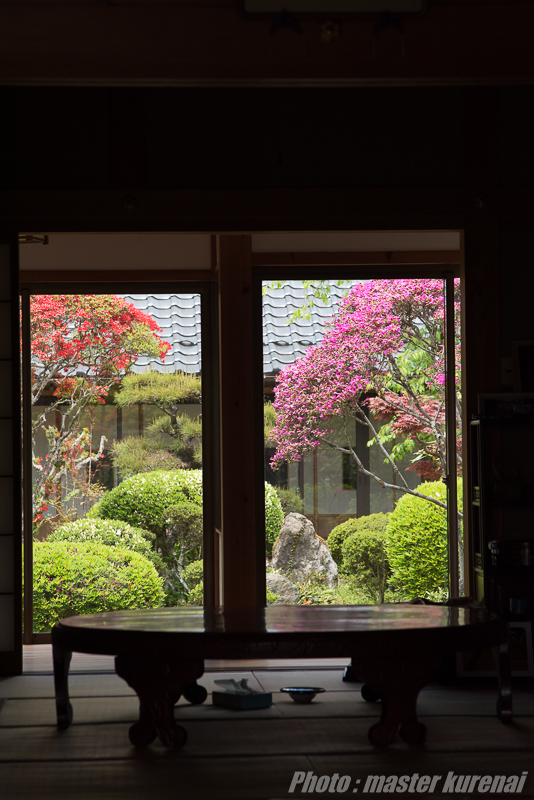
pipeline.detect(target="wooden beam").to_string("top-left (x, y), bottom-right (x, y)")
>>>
top-left (252, 250), bottom-right (462, 267)
top-left (0, 3), bottom-right (534, 83)
top-left (5, 186), bottom-right (534, 230)
top-left (218, 234), bottom-right (264, 608)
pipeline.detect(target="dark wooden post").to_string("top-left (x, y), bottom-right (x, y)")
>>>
top-left (218, 235), bottom-right (265, 608)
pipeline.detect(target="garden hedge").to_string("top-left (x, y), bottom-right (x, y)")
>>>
top-left (33, 541), bottom-right (165, 632)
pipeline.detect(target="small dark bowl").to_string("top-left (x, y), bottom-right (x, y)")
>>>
top-left (280, 687), bottom-right (325, 704)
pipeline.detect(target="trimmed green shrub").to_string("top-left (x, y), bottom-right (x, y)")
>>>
top-left (327, 513), bottom-right (391, 572)
top-left (161, 501), bottom-right (203, 593)
top-left (265, 483), bottom-right (284, 556)
top-left (167, 560), bottom-right (204, 607)
top-left (49, 518), bottom-right (154, 558)
top-left (88, 470), bottom-right (203, 535)
top-left (33, 541), bottom-right (165, 632)
top-left (341, 530), bottom-right (391, 603)
top-left (386, 480), bottom-right (462, 598)
top-left (275, 487), bottom-right (304, 517)
top-left (91, 470), bottom-right (284, 555)
top-left (182, 559), bottom-right (204, 605)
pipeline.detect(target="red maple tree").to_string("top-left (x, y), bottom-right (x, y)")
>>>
top-left (29, 295), bottom-right (169, 525)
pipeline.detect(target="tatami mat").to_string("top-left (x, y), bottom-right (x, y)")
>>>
top-left (1, 652), bottom-right (531, 800)
top-left (23, 645), bottom-right (350, 674)
top-left (23, 647), bottom-right (115, 674)
top-left (253, 669), bottom-right (359, 692)
top-left (0, 674), bottom-right (135, 698)
top-left (0, 755), bottom-right (315, 800)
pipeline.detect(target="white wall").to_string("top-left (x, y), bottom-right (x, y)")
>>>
top-left (20, 234), bottom-right (212, 271)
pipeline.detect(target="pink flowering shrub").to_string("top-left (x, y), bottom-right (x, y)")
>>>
top-left (269, 278), bottom-right (461, 510)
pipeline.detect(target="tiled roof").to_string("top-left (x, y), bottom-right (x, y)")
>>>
top-left (262, 281), bottom-right (353, 375)
top-left (122, 293), bottom-right (202, 374)
top-left (123, 281), bottom-right (355, 376)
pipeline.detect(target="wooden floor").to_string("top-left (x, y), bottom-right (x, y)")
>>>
top-left (0, 646), bottom-right (533, 799)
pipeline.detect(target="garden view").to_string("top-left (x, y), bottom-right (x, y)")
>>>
top-left (26, 278), bottom-right (461, 631)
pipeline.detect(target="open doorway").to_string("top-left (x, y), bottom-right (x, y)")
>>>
top-left (19, 234), bottom-right (216, 643)
top-left (255, 232), bottom-right (462, 607)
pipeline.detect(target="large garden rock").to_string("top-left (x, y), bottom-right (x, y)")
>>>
top-left (266, 573), bottom-right (300, 604)
top-left (271, 513), bottom-right (338, 588)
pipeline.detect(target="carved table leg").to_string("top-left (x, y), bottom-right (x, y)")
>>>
top-left (53, 646), bottom-right (73, 730)
top-left (493, 641), bottom-right (513, 724)
top-left (115, 656), bottom-right (204, 748)
top-left (182, 680), bottom-right (208, 705)
top-left (352, 656), bottom-right (436, 747)
top-left (342, 659), bottom-right (361, 683)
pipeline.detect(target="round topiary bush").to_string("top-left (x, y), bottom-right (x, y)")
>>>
top-left (386, 480), bottom-right (462, 598)
top-left (265, 483), bottom-right (284, 556)
top-left (327, 513), bottom-right (391, 572)
top-left (88, 470), bottom-right (203, 535)
top-left (49, 518), bottom-right (154, 558)
top-left (91, 470), bottom-right (284, 557)
top-left (33, 541), bottom-right (165, 632)
top-left (341, 530), bottom-right (391, 603)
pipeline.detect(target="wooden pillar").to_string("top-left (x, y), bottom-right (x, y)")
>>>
top-left (218, 235), bottom-right (264, 608)
top-left (462, 215), bottom-right (501, 598)
top-left (0, 233), bottom-right (22, 675)
top-left (462, 86), bottom-right (501, 420)
top-left (461, 88), bottom-right (501, 597)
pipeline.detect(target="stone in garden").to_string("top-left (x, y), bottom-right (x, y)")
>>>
top-left (271, 513), bottom-right (338, 588)
top-left (266, 572), bottom-right (300, 604)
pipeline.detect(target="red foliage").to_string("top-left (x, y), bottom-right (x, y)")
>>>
top-left (28, 295), bottom-right (170, 524)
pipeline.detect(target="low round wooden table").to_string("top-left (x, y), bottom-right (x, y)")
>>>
top-left (51, 604), bottom-right (510, 749)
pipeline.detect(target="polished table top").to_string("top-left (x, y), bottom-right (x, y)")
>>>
top-left (52, 604), bottom-right (507, 659)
